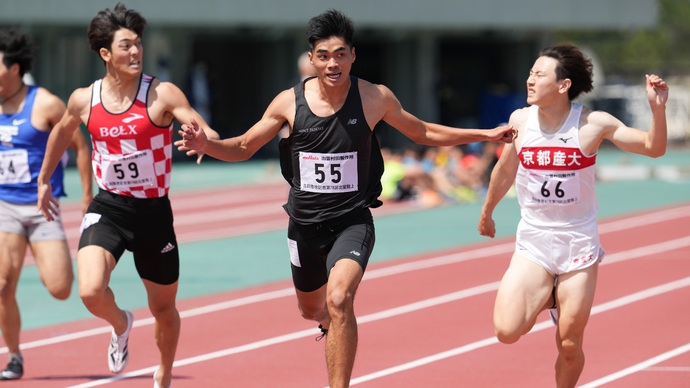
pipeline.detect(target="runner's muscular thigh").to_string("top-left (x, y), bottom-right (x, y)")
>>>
top-left (30, 240), bottom-right (72, 291)
top-left (76, 245), bottom-right (117, 292)
top-left (328, 259), bottom-right (363, 297)
top-left (495, 253), bottom-right (553, 319)
top-left (0, 233), bottom-right (27, 284)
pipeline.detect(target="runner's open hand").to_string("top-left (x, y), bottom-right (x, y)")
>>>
top-left (176, 117), bottom-right (209, 164)
top-left (36, 182), bottom-right (58, 222)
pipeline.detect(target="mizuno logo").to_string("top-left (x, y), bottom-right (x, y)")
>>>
top-left (122, 113), bottom-right (144, 124)
top-left (12, 119), bottom-right (27, 126)
top-left (347, 119), bottom-right (358, 125)
top-left (559, 137), bottom-right (572, 143)
top-left (161, 242), bottom-right (175, 253)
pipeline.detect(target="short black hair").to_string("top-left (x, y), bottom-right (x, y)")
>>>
top-left (87, 2), bottom-right (147, 55)
top-left (305, 9), bottom-right (354, 51)
top-left (539, 44), bottom-right (594, 101)
top-left (0, 28), bottom-right (36, 77)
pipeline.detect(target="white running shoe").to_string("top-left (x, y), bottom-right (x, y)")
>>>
top-left (153, 367), bottom-right (172, 388)
top-left (108, 310), bottom-right (134, 373)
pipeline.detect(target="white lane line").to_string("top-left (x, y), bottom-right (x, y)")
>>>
top-left (578, 343), bottom-right (690, 387)
top-left (65, 244), bottom-right (690, 387)
top-left (65, 282), bottom-right (502, 387)
top-left (346, 277), bottom-right (690, 387)
top-left (4, 245), bottom-right (512, 355)
top-left (643, 366), bottom-right (690, 372)
top-left (598, 204), bottom-right (690, 234)
top-left (4, 288), bottom-right (298, 352)
top-left (6, 205), bottom-right (689, 355)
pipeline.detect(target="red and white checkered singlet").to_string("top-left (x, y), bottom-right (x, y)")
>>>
top-left (87, 74), bottom-right (173, 198)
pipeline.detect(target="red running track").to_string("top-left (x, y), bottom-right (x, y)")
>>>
top-left (5, 200), bottom-right (690, 387)
top-left (39, 181), bottom-right (419, 262)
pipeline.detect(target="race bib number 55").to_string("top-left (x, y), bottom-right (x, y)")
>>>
top-left (299, 151), bottom-right (358, 193)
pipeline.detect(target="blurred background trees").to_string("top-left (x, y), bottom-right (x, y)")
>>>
top-left (555, 0), bottom-right (690, 82)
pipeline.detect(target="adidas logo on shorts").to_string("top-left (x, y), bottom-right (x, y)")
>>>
top-left (161, 242), bottom-right (175, 254)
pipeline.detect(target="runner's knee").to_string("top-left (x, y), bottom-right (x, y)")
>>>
top-left (326, 286), bottom-right (354, 318)
top-left (557, 336), bottom-right (583, 363)
top-left (149, 304), bottom-right (179, 326)
top-left (0, 279), bottom-right (16, 301)
top-left (43, 272), bottom-right (74, 300)
top-left (78, 282), bottom-right (106, 309)
top-left (494, 325), bottom-right (522, 344)
top-left (493, 313), bottom-right (532, 344)
top-left (46, 282), bottom-right (72, 300)
top-left (0, 266), bottom-right (20, 300)
top-left (298, 303), bottom-right (324, 321)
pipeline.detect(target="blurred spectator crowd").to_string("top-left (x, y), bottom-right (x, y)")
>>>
top-left (380, 141), bottom-right (505, 207)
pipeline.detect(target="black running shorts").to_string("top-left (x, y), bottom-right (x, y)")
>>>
top-left (287, 208), bottom-right (375, 292)
top-left (79, 190), bottom-right (179, 285)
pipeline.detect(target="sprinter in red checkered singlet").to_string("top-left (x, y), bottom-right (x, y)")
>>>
top-left (35, 4), bottom-right (218, 388)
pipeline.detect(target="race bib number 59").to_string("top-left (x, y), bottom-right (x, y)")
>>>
top-left (299, 151), bottom-right (358, 193)
top-left (101, 150), bottom-right (156, 189)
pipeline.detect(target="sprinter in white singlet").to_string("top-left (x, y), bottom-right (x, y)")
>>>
top-left (478, 44), bottom-right (668, 387)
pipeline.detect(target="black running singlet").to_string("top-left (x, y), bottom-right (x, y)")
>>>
top-left (279, 76), bottom-right (384, 223)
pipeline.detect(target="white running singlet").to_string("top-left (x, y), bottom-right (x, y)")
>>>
top-left (514, 103), bottom-right (604, 275)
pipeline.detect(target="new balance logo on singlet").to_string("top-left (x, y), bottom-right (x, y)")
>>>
top-left (347, 119), bottom-right (358, 125)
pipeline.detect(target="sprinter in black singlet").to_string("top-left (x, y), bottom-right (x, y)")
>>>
top-left (177, 10), bottom-right (516, 387)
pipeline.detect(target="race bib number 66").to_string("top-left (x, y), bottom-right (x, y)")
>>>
top-left (299, 151), bottom-right (358, 193)
top-left (526, 171), bottom-right (580, 205)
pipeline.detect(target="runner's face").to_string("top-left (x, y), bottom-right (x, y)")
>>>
top-left (0, 53), bottom-right (18, 98)
top-left (105, 28), bottom-right (143, 77)
top-left (526, 56), bottom-right (566, 106)
top-left (310, 36), bottom-right (355, 87)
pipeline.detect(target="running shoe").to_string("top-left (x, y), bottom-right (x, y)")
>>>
top-left (108, 310), bottom-right (134, 373)
top-left (153, 367), bottom-right (171, 388)
top-left (315, 324), bottom-right (328, 341)
top-left (0, 357), bottom-right (23, 380)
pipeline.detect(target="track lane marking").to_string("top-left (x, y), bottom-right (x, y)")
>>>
top-left (65, 282), bottom-right (503, 387)
top-left (63, 238), bottom-right (690, 387)
top-left (346, 277), bottom-right (690, 387)
top-left (578, 343), bottom-right (690, 387)
top-left (5, 205), bottom-right (689, 355)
